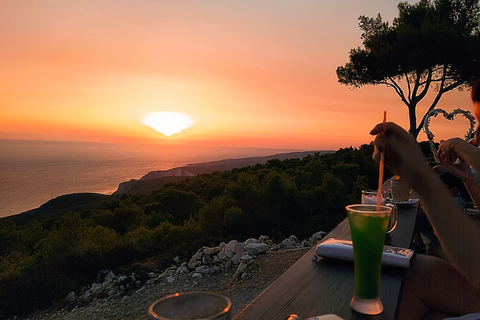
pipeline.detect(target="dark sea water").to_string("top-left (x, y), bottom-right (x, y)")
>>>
top-left (0, 139), bottom-right (295, 218)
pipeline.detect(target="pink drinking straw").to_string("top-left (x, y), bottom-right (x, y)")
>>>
top-left (376, 111), bottom-right (387, 211)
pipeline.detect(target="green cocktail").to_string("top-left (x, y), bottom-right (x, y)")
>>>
top-left (347, 204), bottom-right (391, 315)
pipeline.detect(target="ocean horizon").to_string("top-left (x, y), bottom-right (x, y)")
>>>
top-left (0, 139), bottom-right (302, 218)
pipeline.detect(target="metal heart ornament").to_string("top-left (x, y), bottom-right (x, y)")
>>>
top-left (423, 108), bottom-right (476, 163)
top-left (423, 108), bottom-right (476, 142)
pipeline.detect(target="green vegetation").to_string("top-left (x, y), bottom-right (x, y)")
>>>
top-left (0, 145), bottom-right (386, 318)
top-left (337, 0), bottom-right (480, 138)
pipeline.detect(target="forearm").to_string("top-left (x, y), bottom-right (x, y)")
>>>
top-left (414, 168), bottom-right (480, 289)
top-left (463, 176), bottom-right (480, 210)
top-left (453, 142), bottom-right (480, 174)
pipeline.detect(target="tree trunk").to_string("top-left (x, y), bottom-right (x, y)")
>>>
top-left (408, 103), bottom-right (419, 138)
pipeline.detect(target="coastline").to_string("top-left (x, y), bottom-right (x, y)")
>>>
top-left (1, 139), bottom-right (324, 218)
top-left (4, 150), bottom-right (332, 220)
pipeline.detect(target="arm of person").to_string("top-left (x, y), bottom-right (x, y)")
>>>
top-left (415, 170), bottom-right (480, 290)
top-left (443, 155), bottom-right (480, 209)
top-left (371, 122), bottom-right (480, 290)
top-left (438, 138), bottom-right (480, 174)
top-left (464, 175), bottom-right (480, 210)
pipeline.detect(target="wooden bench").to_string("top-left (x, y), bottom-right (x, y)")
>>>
top-left (234, 203), bottom-right (419, 320)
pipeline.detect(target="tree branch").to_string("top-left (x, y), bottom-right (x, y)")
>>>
top-left (380, 77), bottom-right (409, 106)
top-left (415, 69), bottom-right (433, 102)
top-left (414, 68), bottom-right (464, 136)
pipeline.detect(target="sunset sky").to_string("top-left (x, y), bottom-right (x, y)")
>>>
top-left (0, 0), bottom-right (475, 150)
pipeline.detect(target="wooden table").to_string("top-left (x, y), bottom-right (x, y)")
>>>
top-left (234, 203), bottom-right (419, 320)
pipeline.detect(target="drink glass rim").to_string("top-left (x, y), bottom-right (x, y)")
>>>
top-left (148, 291), bottom-right (231, 320)
top-left (346, 204), bottom-right (391, 215)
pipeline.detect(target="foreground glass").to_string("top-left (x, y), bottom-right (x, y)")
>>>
top-left (148, 292), bottom-right (232, 320)
top-left (347, 204), bottom-right (391, 315)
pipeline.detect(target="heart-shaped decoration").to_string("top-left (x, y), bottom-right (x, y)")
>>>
top-left (423, 108), bottom-right (476, 162)
top-left (423, 108), bottom-right (476, 142)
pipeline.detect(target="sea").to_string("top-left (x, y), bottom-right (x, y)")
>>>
top-left (0, 139), bottom-right (297, 218)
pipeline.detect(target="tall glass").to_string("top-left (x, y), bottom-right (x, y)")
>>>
top-left (347, 204), bottom-right (391, 315)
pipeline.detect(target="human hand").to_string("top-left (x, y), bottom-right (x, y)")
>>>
top-left (370, 122), bottom-right (430, 188)
top-left (437, 138), bottom-right (465, 166)
top-left (443, 154), bottom-right (475, 183)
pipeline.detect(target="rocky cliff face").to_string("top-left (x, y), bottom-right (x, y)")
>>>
top-left (113, 168), bottom-right (196, 195)
top-left (140, 168), bottom-right (196, 180)
top-left (114, 179), bottom-right (140, 195)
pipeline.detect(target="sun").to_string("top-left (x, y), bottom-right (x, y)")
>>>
top-left (141, 111), bottom-right (194, 137)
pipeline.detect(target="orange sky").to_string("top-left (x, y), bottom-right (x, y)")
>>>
top-left (0, 1), bottom-right (475, 150)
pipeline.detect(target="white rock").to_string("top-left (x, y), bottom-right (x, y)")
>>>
top-left (244, 238), bottom-right (258, 246)
top-left (233, 243), bottom-right (245, 254)
top-left (104, 272), bottom-right (115, 283)
top-left (240, 254), bottom-right (253, 262)
top-left (217, 251), bottom-right (227, 260)
top-left (65, 291), bottom-right (76, 302)
top-left (204, 246), bottom-right (220, 255)
top-left (176, 266), bottom-right (189, 274)
top-left (231, 253), bottom-right (243, 265)
top-left (81, 290), bottom-right (92, 300)
top-left (288, 235), bottom-right (300, 244)
top-left (236, 262), bottom-right (248, 274)
top-left (90, 283), bottom-right (103, 294)
top-left (225, 240), bottom-right (237, 258)
top-left (258, 235), bottom-right (272, 244)
top-left (193, 249), bottom-right (204, 260)
top-left (312, 231), bottom-right (327, 242)
top-left (188, 257), bottom-right (198, 269)
top-left (301, 240), bottom-right (312, 247)
top-left (245, 242), bottom-right (268, 255)
top-left (196, 265), bottom-right (207, 273)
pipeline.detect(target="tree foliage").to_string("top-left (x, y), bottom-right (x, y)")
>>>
top-left (337, 0), bottom-right (480, 138)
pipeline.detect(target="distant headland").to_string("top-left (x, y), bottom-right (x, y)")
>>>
top-left (113, 150), bottom-right (332, 195)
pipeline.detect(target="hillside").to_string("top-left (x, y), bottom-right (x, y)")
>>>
top-left (9, 193), bottom-right (121, 226)
top-left (113, 150), bottom-right (330, 195)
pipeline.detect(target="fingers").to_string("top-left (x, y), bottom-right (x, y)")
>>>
top-left (372, 134), bottom-right (387, 163)
top-left (437, 141), bottom-right (458, 166)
